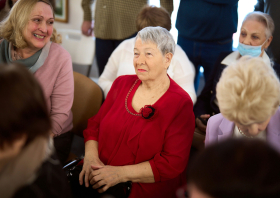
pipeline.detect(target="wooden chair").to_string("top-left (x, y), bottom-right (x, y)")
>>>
top-left (64, 72), bottom-right (103, 164)
top-left (71, 71), bottom-right (103, 137)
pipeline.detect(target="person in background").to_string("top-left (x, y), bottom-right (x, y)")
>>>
top-left (0, 0), bottom-right (74, 164)
top-left (0, 63), bottom-right (71, 198)
top-left (81, 0), bottom-right (173, 76)
top-left (193, 12), bottom-right (280, 141)
top-left (176, 0), bottom-right (238, 91)
top-left (98, 5), bottom-right (196, 104)
top-left (205, 56), bottom-right (280, 153)
top-left (255, 0), bottom-right (280, 65)
top-left (187, 139), bottom-right (280, 198)
top-left (71, 27), bottom-right (195, 198)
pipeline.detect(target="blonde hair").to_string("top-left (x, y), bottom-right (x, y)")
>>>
top-left (216, 56), bottom-right (280, 125)
top-left (243, 11), bottom-right (275, 38)
top-left (0, 0), bottom-right (61, 48)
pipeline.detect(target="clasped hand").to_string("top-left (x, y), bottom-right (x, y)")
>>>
top-left (89, 165), bottom-right (125, 193)
top-left (79, 157), bottom-right (125, 193)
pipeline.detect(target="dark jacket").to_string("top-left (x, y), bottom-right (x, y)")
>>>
top-left (13, 154), bottom-right (72, 198)
top-left (176, 0), bottom-right (238, 42)
top-left (255, 0), bottom-right (280, 64)
top-left (194, 51), bottom-right (280, 118)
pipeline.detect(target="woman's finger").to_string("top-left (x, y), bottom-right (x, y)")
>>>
top-left (79, 169), bottom-right (85, 185)
top-left (84, 169), bottom-right (90, 187)
top-left (91, 177), bottom-right (104, 188)
top-left (98, 185), bottom-right (109, 193)
top-left (88, 171), bottom-right (94, 181)
top-left (201, 114), bottom-right (210, 118)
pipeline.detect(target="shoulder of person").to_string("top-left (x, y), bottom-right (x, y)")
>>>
top-left (271, 106), bottom-right (280, 120)
top-left (49, 42), bottom-right (71, 58)
top-left (166, 79), bottom-right (193, 106)
top-left (208, 113), bottom-right (226, 128)
top-left (113, 74), bottom-right (138, 86)
top-left (173, 45), bottom-right (186, 56)
top-left (118, 37), bottom-right (135, 49)
top-left (111, 37), bottom-right (135, 56)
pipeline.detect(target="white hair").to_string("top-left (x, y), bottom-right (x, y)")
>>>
top-left (217, 56), bottom-right (280, 125)
top-left (243, 11), bottom-right (275, 38)
top-left (135, 26), bottom-right (175, 55)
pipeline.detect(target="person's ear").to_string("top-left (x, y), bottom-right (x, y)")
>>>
top-left (264, 36), bottom-right (273, 49)
top-left (164, 52), bottom-right (173, 69)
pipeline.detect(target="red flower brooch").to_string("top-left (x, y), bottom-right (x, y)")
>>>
top-left (140, 105), bottom-right (155, 119)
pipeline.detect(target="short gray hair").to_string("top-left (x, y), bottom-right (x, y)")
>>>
top-left (243, 11), bottom-right (275, 38)
top-left (135, 26), bottom-right (175, 55)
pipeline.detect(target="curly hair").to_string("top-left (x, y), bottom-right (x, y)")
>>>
top-left (0, 0), bottom-right (61, 49)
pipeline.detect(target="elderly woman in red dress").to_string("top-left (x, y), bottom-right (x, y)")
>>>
top-left (76, 27), bottom-right (195, 198)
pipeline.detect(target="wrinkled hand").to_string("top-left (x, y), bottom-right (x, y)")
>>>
top-left (81, 21), bottom-right (94, 36)
top-left (195, 114), bottom-right (210, 133)
top-left (89, 165), bottom-right (125, 193)
top-left (79, 157), bottom-right (104, 187)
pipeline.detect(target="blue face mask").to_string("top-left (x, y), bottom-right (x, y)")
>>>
top-left (238, 40), bottom-right (267, 57)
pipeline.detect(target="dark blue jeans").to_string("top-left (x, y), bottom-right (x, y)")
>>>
top-left (177, 34), bottom-right (232, 91)
top-left (96, 33), bottom-right (137, 76)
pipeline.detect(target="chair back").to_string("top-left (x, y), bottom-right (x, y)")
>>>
top-left (71, 71), bottom-right (103, 137)
top-left (57, 29), bottom-right (95, 65)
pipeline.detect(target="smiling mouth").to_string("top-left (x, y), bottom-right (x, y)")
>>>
top-left (34, 34), bottom-right (45, 39)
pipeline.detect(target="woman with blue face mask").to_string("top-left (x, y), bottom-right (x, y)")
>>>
top-left (192, 11), bottom-right (280, 150)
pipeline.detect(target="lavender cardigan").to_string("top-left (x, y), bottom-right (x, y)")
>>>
top-left (205, 107), bottom-right (280, 153)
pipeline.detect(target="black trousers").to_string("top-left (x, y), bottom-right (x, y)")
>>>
top-left (95, 33), bottom-right (137, 76)
top-left (53, 131), bottom-right (73, 164)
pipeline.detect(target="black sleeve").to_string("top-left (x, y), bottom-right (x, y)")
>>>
top-left (254, 0), bottom-right (264, 12)
top-left (193, 51), bottom-right (232, 117)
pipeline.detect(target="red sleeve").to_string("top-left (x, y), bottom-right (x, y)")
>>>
top-left (83, 76), bottom-right (125, 142)
top-left (149, 98), bottom-right (195, 182)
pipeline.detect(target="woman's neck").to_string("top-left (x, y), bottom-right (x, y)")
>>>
top-left (141, 74), bottom-right (170, 94)
top-left (15, 47), bottom-right (39, 59)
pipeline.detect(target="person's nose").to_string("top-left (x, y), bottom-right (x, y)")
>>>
top-left (136, 53), bottom-right (145, 65)
top-left (38, 22), bottom-right (47, 33)
top-left (242, 36), bottom-right (251, 45)
top-left (248, 124), bottom-right (259, 136)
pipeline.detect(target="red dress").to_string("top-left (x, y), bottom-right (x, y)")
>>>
top-left (84, 75), bottom-right (195, 198)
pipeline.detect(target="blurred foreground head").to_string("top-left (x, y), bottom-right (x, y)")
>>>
top-left (188, 139), bottom-right (280, 198)
top-left (0, 63), bottom-right (51, 150)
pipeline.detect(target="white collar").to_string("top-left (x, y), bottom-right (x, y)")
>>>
top-left (221, 51), bottom-right (271, 67)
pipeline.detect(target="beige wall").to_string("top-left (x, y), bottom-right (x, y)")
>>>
top-left (54, 0), bottom-right (95, 30)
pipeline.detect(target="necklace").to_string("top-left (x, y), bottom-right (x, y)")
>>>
top-left (125, 79), bottom-right (142, 116)
top-left (237, 127), bottom-right (254, 138)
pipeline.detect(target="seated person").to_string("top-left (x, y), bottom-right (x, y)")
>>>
top-left (98, 5), bottom-right (196, 104)
top-left (0, 63), bottom-right (71, 198)
top-left (194, 11), bottom-right (280, 134)
top-left (71, 27), bottom-right (195, 198)
top-left (187, 139), bottom-right (280, 198)
top-left (205, 56), bottom-right (280, 153)
top-left (0, 0), bottom-right (74, 163)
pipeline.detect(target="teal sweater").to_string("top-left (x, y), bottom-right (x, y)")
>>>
top-left (176, 0), bottom-right (238, 42)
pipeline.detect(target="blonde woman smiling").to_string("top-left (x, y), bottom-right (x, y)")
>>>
top-left (0, 0), bottom-right (74, 163)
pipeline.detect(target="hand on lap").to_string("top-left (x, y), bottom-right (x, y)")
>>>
top-left (79, 157), bottom-right (104, 187)
top-left (90, 165), bottom-right (125, 193)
